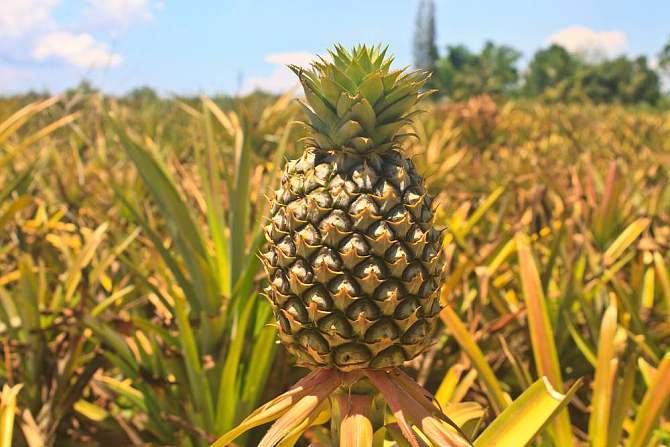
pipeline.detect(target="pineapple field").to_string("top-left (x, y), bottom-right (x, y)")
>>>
top-left (1, 46), bottom-right (670, 446)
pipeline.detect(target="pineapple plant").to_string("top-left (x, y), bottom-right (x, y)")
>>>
top-left (214, 45), bottom-right (473, 447)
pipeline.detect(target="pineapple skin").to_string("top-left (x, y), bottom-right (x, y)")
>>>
top-left (262, 147), bottom-right (444, 371)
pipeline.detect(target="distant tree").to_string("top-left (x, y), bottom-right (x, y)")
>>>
top-left (434, 44), bottom-right (476, 96)
top-left (435, 41), bottom-right (520, 99)
top-left (658, 35), bottom-right (670, 79)
top-left (524, 44), bottom-right (579, 97)
top-left (126, 86), bottom-right (160, 103)
top-left (477, 41), bottom-right (522, 94)
top-left (570, 55), bottom-right (660, 105)
top-left (413, 0), bottom-right (438, 71)
top-left (65, 80), bottom-right (98, 97)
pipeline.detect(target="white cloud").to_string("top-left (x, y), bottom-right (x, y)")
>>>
top-left (86, 0), bottom-right (154, 27)
top-left (241, 51), bottom-right (318, 94)
top-left (0, 0), bottom-right (58, 38)
top-left (32, 32), bottom-right (122, 68)
top-left (546, 26), bottom-right (627, 57)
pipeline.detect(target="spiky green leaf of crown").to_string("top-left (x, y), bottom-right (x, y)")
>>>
top-left (290, 44), bottom-right (433, 154)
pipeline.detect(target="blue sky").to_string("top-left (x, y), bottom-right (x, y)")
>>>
top-left (2, 0), bottom-right (669, 95)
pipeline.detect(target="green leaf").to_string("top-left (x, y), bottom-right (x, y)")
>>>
top-left (216, 293), bottom-right (257, 433)
top-left (358, 72), bottom-right (384, 105)
top-left (440, 305), bottom-right (508, 414)
top-left (516, 233), bottom-right (576, 447)
top-left (474, 378), bottom-right (582, 447)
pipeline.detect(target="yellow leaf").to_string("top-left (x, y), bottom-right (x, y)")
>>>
top-left (516, 232), bottom-right (576, 447)
top-left (0, 384), bottom-right (23, 447)
top-left (588, 303), bottom-right (619, 447)
top-left (474, 378), bottom-right (582, 447)
top-left (625, 353), bottom-right (670, 447)
top-left (603, 218), bottom-right (650, 266)
top-left (73, 400), bottom-right (108, 422)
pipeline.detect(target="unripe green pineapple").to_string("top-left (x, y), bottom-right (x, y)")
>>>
top-left (262, 45), bottom-right (444, 371)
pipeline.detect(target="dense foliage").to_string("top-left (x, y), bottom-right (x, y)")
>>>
top-left (413, 1), bottom-right (669, 105)
top-left (0, 90), bottom-right (668, 446)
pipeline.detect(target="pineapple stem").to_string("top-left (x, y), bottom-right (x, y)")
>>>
top-left (330, 391), bottom-right (376, 446)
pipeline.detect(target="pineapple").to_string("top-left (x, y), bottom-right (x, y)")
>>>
top-left (262, 45), bottom-right (444, 371)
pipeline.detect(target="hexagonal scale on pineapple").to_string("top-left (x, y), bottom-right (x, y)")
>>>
top-left (402, 262), bottom-right (427, 294)
top-left (366, 221), bottom-right (396, 254)
top-left (353, 257), bottom-right (387, 295)
top-left (372, 180), bottom-right (401, 214)
top-left (370, 345), bottom-right (406, 369)
top-left (385, 243), bottom-right (412, 277)
top-left (338, 233), bottom-right (371, 269)
top-left (333, 343), bottom-right (371, 369)
top-left (349, 194), bottom-right (380, 230)
top-left (317, 312), bottom-right (353, 338)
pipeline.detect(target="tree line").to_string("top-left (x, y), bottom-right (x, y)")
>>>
top-left (414, 0), bottom-right (670, 105)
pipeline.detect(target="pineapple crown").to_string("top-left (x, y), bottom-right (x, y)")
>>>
top-left (289, 44), bottom-right (433, 155)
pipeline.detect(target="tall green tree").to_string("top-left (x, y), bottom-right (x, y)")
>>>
top-left (658, 35), bottom-right (670, 79)
top-left (571, 55), bottom-right (661, 105)
top-left (524, 44), bottom-right (579, 98)
top-left (435, 41), bottom-right (521, 99)
top-left (413, 0), bottom-right (438, 71)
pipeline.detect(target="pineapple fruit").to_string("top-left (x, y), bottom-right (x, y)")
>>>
top-left (262, 45), bottom-right (444, 371)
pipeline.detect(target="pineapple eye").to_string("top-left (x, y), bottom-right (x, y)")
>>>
top-left (384, 163), bottom-right (410, 191)
top-left (373, 180), bottom-right (400, 213)
top-left (271, 271), bottom-right (290, 294)
top-left (365, 318), bottom-right (399, 343)
top-left (406, 225), bottom-right (427, 243)
top-left (339, 233), bottom-right (371, 256)
top-left (295, 151), bottom-right (316, 174)
top-left (317, 313), bottom-right (353, 338)
top-left (289, 259), bottom-right (314, 284)
top-left (318, 209), bottom-right (353, 234)
top-left (419, 278), bottom-right (439, 297)
top-left (385, 243), bottom-right (411, 264)
top-left (370, 346), bottom-right (406, 369)
top-left (312, 247), bottom-right (343, 272)
top-left (303, 286), bottom-right (333, 311)
top-left (403, 186), bottom-right (424, 207)
top-left (368, 221), bottom-right (396, 242)
top-left (271, 208), bottom-right (289, 230)
top-left (350, 194), bottom-right (379, 215)
top-left (296, 224), bottom-right (320, 246)
top-left (374, 280), bottom-right (404, 302)
top-left (329, 275), bottom-right (359, 297)
top-left (288, 175), bottom-right (305, 195)
top-left (422, 243), bottom-right (439, 262)
top-left (307, 189), bottom-right (333, 209)
top-left (402, 262), bottom-right (426, 284)
top-left (277, 236), bottom-right (297, 258)
top-left (351, 162), bottom-right (378, 191)
top-left (262, 249), bottom-right (278, 268)
top-left (286, 198), bottom-right (309, 224)
top-left (346, 299), bottom-right (380, 321)
top-left (333, 343), bottom-right (371, 367)
top-left (283, 298), bottom-right (308, 323)
top-left (297, 330), bottom-right (329, 355)
top-left (313, 163), bottom-right (332, 183)
top-left (386, 205), bottom-right (410, 223)
top-left (354, 258), bottom-right (386, 280)
top-left (394, 297), bottom-right (421, 320)
top-left (402, 320), bottom-right (431, 345)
